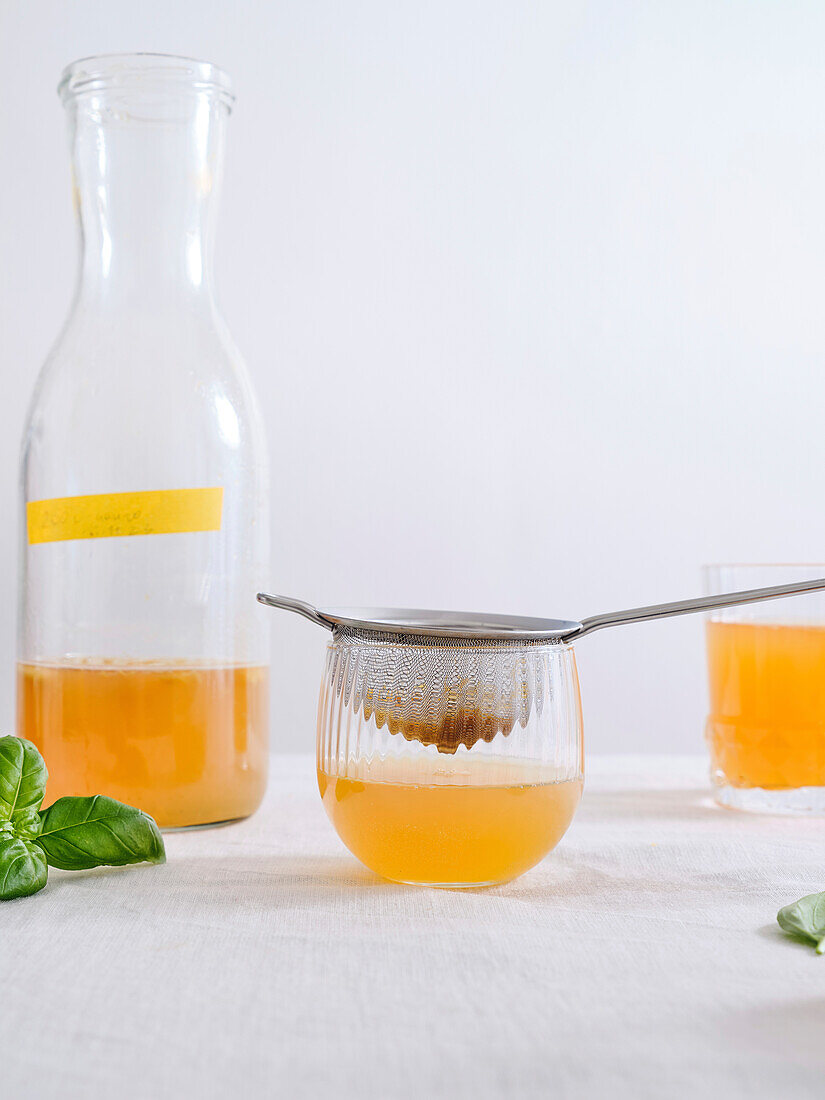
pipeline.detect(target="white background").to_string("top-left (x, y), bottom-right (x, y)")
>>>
top-left (1, 0), bottom-right (824, 755)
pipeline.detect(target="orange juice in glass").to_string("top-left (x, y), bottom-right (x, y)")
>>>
top-left (704, 565), bottom-right (825, 814)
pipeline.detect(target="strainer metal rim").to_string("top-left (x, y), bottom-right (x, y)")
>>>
top-left (318, 607), bottom-right (581, 641)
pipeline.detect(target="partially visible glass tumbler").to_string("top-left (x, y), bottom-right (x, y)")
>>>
top-left (704, 564), bottom-right (825, 815)
top-left (17, 54), bottom-right (270, 828)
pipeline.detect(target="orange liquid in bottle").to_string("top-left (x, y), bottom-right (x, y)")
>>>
top-left (706, 620), bottom-right (825, 789)
top-left (17, 660), bottom-right (269, 828)
top-left (318, 759), bottom-right (581, 886)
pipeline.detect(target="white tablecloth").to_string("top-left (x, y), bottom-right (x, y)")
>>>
top-left (2, 755), bottom-right (823, 1099)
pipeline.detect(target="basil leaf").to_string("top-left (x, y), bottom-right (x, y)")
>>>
top-left (777, 892), bottom-right (825, 954)
top-left (0, 836), bottom-right (48, 899)
top-left (36, 795), bottom-right (165, 870)
top-left (11, 807), bottom-right (42, 840)
top-left (0, 736), bottom-right (47, 821)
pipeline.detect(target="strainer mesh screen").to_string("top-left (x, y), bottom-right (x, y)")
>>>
top-left (328, 628), bottom-right (564, 754)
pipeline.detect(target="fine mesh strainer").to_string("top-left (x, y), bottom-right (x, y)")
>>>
top-left (258, 577), bottom-right (825, 754)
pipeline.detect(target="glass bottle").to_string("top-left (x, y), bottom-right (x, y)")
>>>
top-left (17, 54), bottom-right (270, 828)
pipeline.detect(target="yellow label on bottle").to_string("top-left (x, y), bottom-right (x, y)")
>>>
top-left (27, 487), bottom-right (224, 544)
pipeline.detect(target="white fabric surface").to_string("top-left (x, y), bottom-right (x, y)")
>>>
top-left (2, 754), bottom-right (823, 1100)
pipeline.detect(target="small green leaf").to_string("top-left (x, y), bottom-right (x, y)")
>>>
top-left (36, 795), bottom-right (165, 870)
top-left (11, 807), bottom-right (42, 840)
top-left (777, 892), bottom-right (825, 952)
top-left (0, 836), bottom-right (48, 899)
top-left (0, 737), bottom-right (47, 821)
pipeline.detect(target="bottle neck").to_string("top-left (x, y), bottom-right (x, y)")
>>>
top-left (67, 91), bottom-right (228, 308)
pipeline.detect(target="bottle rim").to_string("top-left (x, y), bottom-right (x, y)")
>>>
top-left (58, 53), bottom-right (235, 110)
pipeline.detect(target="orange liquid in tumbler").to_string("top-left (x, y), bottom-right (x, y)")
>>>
top-left (706, 621), bottom-right (825, 789)
top-left (17, 660), bottom-right (268, 828)
top-left (318, 760), bottom-right (581, 886)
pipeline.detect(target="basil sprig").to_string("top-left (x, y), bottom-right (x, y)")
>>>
top-left (777, 892), bottom-right (825, 954)
top-left (0, 736), bottom-right (165, 900)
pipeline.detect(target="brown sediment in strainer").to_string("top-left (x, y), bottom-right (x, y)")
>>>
top-left (369, 693), bottom-right (518, 754)
top-left (360, 675), bottom-right (531, 755)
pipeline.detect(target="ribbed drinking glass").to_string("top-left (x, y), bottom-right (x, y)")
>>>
top-left (317, 630), bottom-right (583, 887)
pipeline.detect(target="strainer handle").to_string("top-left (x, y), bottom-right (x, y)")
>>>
top-left (571, 576), bottom-right (825, 640)
top-left (256, 592), bottom-right (335, 630)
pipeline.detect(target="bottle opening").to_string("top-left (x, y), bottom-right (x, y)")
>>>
top-left (58, 53), bottom-right (234, 111)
